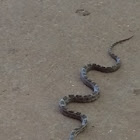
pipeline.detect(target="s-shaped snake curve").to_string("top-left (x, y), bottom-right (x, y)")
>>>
top-left (59, 36), bottom-right (133, 140)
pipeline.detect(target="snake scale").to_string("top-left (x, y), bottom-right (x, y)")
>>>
top-left (59, 36), bottom-right (133, 140)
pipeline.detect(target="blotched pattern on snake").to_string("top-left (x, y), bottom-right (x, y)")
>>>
top-left (59, 36), bottom-right (133, 140)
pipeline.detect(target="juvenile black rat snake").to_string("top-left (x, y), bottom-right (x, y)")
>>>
top-left (59, 36), bottom-right (133, 140)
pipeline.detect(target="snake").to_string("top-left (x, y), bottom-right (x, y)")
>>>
top-left (59, 36), bottom-right (133, 140)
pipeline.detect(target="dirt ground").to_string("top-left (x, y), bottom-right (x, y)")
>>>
top-left (0, 0), bottom-right (140, 140)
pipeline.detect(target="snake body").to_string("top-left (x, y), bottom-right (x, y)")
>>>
top-left (59, 36), bottom-right (133, 140)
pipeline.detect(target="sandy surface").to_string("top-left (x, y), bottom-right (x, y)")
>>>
top-left (0, 0), bottom-right (140, 140)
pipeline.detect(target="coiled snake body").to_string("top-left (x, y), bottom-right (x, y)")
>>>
top-left (59, 36), bottom-right (133, 140)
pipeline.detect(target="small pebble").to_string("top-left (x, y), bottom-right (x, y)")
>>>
top-left (76, 9), bottom-right (90, 16)
top-left (133, 89), bottom-right (140, 95)
top-left (108, 130), bottom-right (112, 133)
